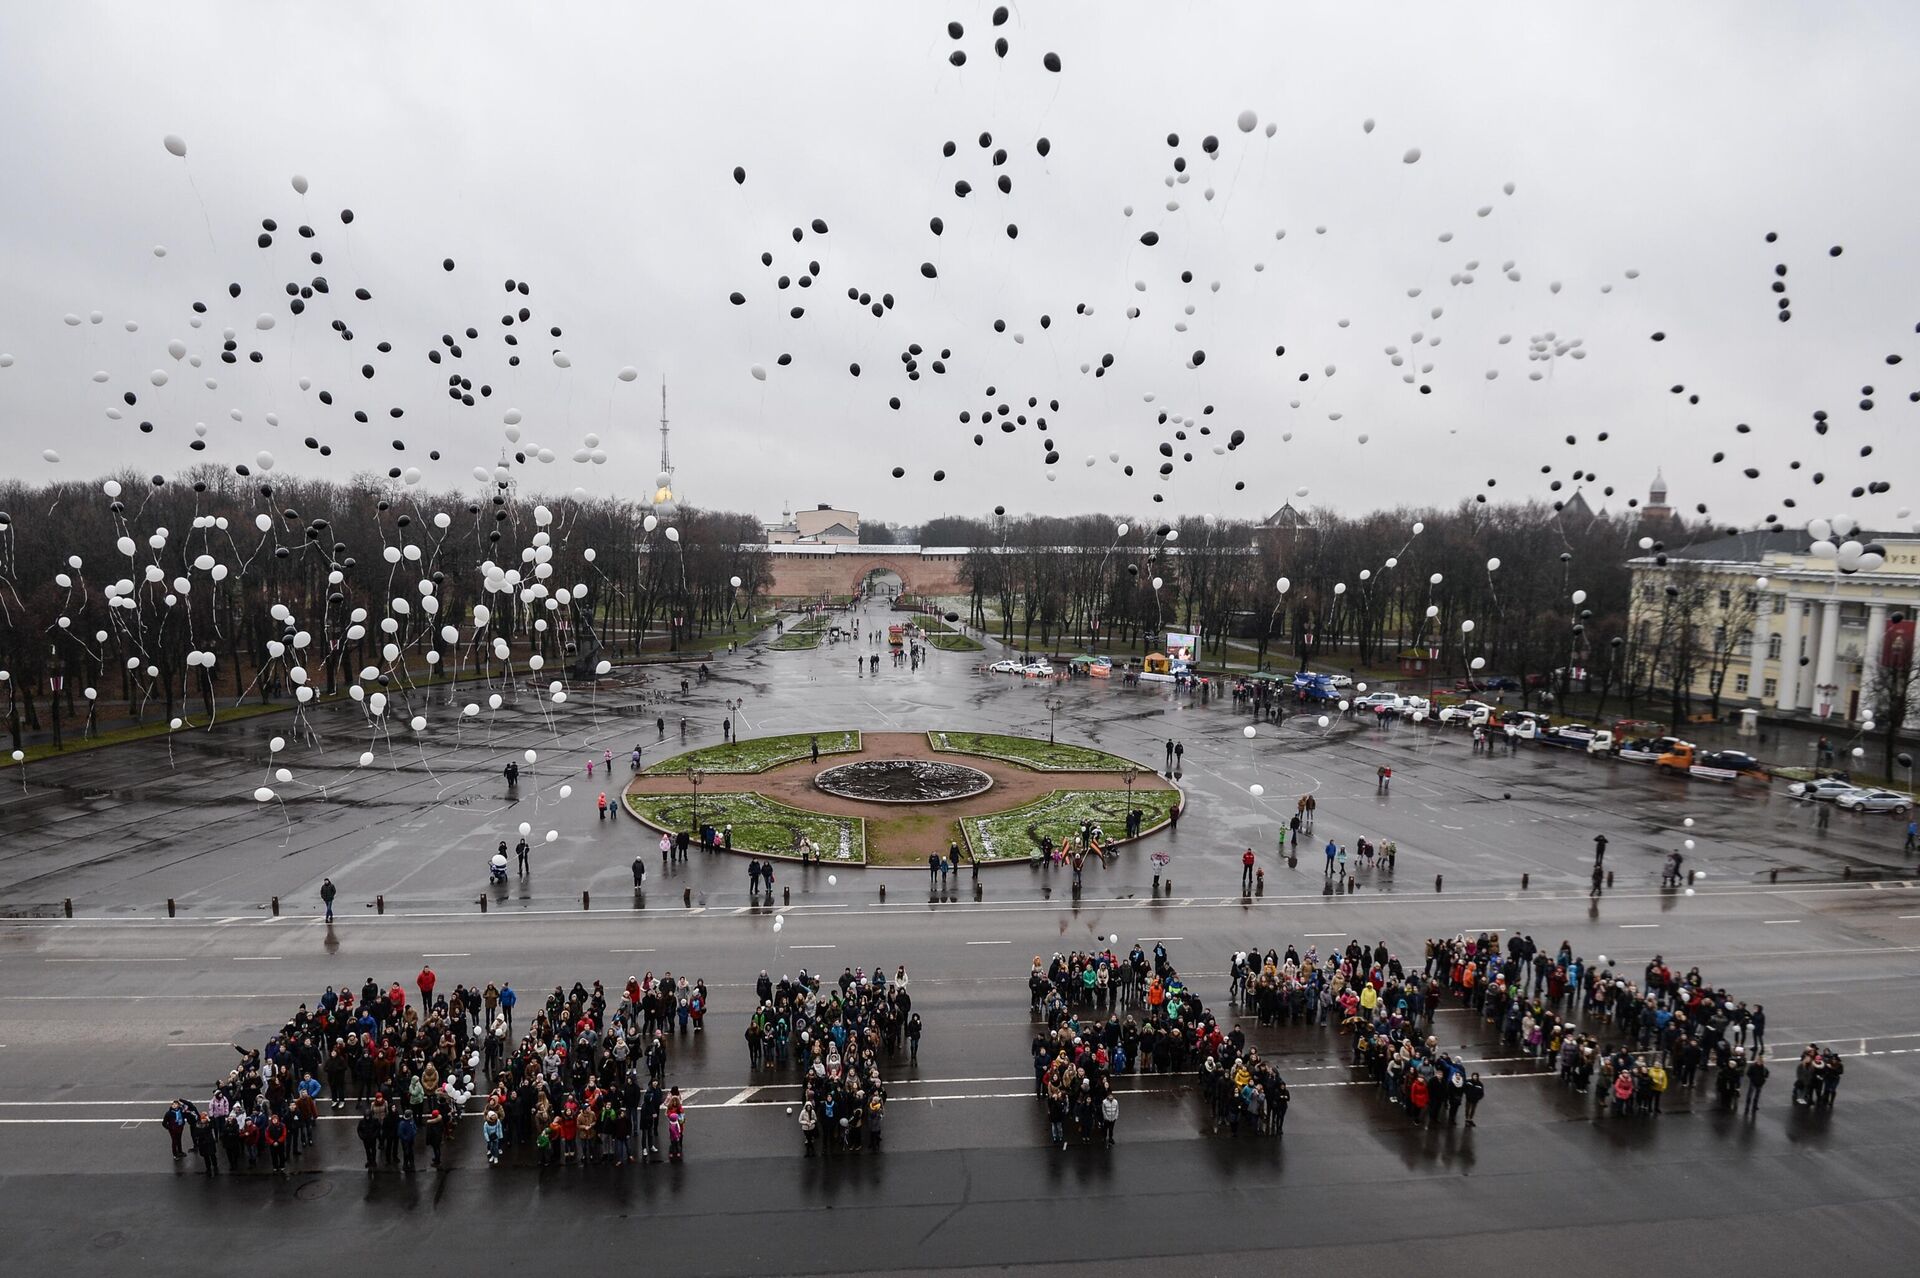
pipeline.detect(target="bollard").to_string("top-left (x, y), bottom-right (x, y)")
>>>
top-left (683, 887), bottom-right (692, 908)
top-left (1770, 868), bottom-right (1778, 883)
top-left (582, 890), bottom-right (591, 910)
top-left (879, 884), bottom-right (886, 901)
top-left (1434, 875), bottom-right (1443, 893)
top-left (479, 895), bottom-right (487, 912)
top-left (376, 894), bottom-right (385, 915)
top-left (1605, 870), bottom-right (1613, 889)
top-left (271, 895), bottom-right (280, 917)
top-left (974, 881), bottom-right (983, 901)
top-left (1166, 879), bottom-right (1173, 895)
top-left (167, 897), bottom-right (176, 918)
top-left (1842, 865), bottom-right (1851, 879)
top-left (1689, 869), bottom-right (1698, 885)
top-left (63, 898), bottom-right (72, 918)
top-left (1521, 873), bottom-right (1529, 891)
top-left (784, 885), bottom-right (791, 905)
top-left (1043, 884), bottom-right (1052, 899)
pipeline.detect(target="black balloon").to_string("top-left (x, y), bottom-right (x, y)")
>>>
top-left (811, 218), bottom-right (828, 234)
top-left (733, 166), bottom-right (746, 184)
top-left (930, 216), bottom-right (944, 235)
top-left (1036, 137), bottom-right (1050, 157)
top-left (921, 262), bottom-right (938, 278)
top-left (1043, 51), bottom-right (1061, 71)
top-left (729, 291), bottom-right (746, 305)
top-left (950, 50), bottom-right (966, 66)
top-left (891, 466), bottom-right (905, 477)
top-left (1140, 231), bottom-right (1159, 246)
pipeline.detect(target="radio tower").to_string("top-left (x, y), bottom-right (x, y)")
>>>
top-left (657, 379), bottom-right (674, 486)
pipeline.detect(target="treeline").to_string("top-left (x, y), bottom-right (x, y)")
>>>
top-left (944, 504), bottom-right (1658, 698)
top-left (0, 467), bottom-right (774, 744)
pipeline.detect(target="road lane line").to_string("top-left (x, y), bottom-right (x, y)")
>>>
top-left (166, 1042), bottom-right (232, 1048)
top-left (422, 952), bottom-right (471, 958)
top-left (965, 940), bottom-right (1011, 945)
top-left (232, 956), bottom-right (283, 961)
top-left (1762, 920), bottom-right (1800, 925)
top-left (45, 958), bottom-right (185, 963)
top-left (790, 944), bottom-right (835, 949)
top-left (610, 948), bottom-right (656, 954)
top-left (721, 1087), bottom-right (761, 1106)
top-left (1618, 924), bottom-right (1660, 929)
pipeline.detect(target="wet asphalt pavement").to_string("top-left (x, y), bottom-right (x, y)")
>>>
top-left (2, 602), bottom-right (1918, 1276)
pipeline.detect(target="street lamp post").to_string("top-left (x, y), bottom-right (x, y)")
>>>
top-left (1045, 695), bottom-right (1063, 744)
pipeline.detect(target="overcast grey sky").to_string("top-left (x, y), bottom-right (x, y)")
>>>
top-left (1, 2), bottom-right (1916, 534)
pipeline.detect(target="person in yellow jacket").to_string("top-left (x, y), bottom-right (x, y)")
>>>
top-left (1359, 983), bottom-right (1379, 1016)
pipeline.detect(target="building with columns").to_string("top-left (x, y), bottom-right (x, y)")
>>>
top-left (1627, 528), bottom-right (1920, 723)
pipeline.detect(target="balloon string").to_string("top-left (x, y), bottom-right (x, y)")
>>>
top-left (183, 168), bottom-right (217, 251)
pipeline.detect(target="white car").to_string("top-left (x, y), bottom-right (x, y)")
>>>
top-left (1437, 700), bottom-right (1493, 725)
top-left (1022, 662), bottom-right (1054, 677)
top-left (1787, 777), bottom-right (1858, 801)
top-left (1326, 674), bottom-right (1354, 688)
top-left (988, 659), bottom-right (1022, 673)
top-left (1356, 692), bottom-right (1402, 712)
top-left (1834, 788), bottom-right (1910, 814)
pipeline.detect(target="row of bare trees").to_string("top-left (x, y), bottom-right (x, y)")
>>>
top-left (0, 468), bottom-right (773, 748)
top-left (941, 503), bottom-right (1646, 704)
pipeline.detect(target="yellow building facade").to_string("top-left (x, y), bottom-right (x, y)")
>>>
top-left (1627, 530), bottom-right (1920, 722)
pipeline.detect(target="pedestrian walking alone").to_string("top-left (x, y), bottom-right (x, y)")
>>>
top-left (320, 876), bottom-right (336, 923)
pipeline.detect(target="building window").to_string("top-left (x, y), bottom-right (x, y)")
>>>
top-left (1718, 589), bottom-right (1731, 609)
top-left (1636, 620), bottom-right (1650, 644)
top-left (1763, 677), bottom-right (1777, 698)
top-left (1768, 634), bottom-right (1782, 659)
top-left (1735, 673), bottom-right (1749, 694)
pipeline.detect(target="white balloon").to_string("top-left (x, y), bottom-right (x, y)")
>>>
top-left (730, 575), bottom-right (742, 588)
top-left (828, 875), bottom-right (837, 886)
top-left (269, 736), bottom-right (286, 753)
top-left (1243, 725), bottom-right (1257, 738)
top-left (1461, 619), bottom-right (1475, 633)
top-left (560, 784), bottom-right (573, 799)
top-left (1470, 656), bottom-right (1486, 670)
top-left (163, 134), bottom-right (187, 157)
top-left (358, 751), bottom-right (375, 767)
top-left (1249, 783), bottom-right (1265, 797)
top-left (274, 767), bottom-right (292, 784)
top-left (524, 749), bottom-right (537, 764)
top-left (1151, 576), bottom-right (1163, 590)
top-left (1486, 557), bottom-right (1501, 571)
top-left (1316, 716), bottom-right (1330, 728)
top-left (253, 787), bottom-right (274, 802)
top-left (546, 830), bottom-right (559, 843)
top-left (1275, 577), bottom-right (1290, 594)
top-left (617, 366), bottom-right (638, 382)
top-left (751, 364), bottom-right (767, 381)
top-left (519, 822), bottom-right (532, 836)
top-left (1572, 590), bottom-right (1588, 605)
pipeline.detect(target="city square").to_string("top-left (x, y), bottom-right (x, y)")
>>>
top-left (2, 4), bottom-right (1919, 1276)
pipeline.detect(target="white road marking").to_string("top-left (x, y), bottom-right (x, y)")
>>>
top-left (722, 1087), bottom-right (761, 1106)
top-left (166, 1042), bottom-right (232, 1048)
top-left (1761, 920), bottom-right (1800, 925)
top-left (45, 957), bottom-right (184, 963)
top-left (790, 944), bottom-right (835, 950)
top-left (422, 952), bottom-right (470, 958)
top-left (965, 940), bottom-right (1012, 945)
top-left (610, 948), bottom-right (656, 954)
top-left (1138, 937), bottom-right (1184, 942)
top-left (1303, 932), bottom-right (1345, 938)
top-left (1618, 924), bottom-right (1660, 929)
top-left (232, 956), bottom-right (283, 961)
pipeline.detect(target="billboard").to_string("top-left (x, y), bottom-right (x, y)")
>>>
top-left (1165, 632), bottom-right (1198, 661)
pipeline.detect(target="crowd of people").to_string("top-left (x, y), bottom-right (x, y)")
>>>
top-left (744, 966), bottom-right (913, 1155)
top-left (160, 961), bottom-right (925, 1174)
top-left (1028, 944), bottom-right (1290, 1145)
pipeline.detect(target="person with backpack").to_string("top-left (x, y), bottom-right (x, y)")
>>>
top-left (320, 877), bottom-right (337, 923)
top-left (1464, 1072), bottom-right (1486, 1126)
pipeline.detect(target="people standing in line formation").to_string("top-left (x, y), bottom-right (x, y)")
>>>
top-left (1425, 935), bottom-right (1806, 1120)
top-left (1028, 944), bottom-right (1289, 1144)
top-left (740, 966), bottom-right (908, 1155)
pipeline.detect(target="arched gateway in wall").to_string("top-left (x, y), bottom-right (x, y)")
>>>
top-left (762, 545), bottom-right (970, 600)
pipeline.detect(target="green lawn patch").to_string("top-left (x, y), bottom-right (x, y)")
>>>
top-left (925, 632), bottom-right (983, 652)
top-left (626, 792), bottom-right (866, 862)
top-left (644, 731), bottom-right (859, 775)
top-left (928, 731), bottom-right (1143, 772)
top-left (771, 630), bottom-right (820, 650)
top-left (961, 788), bottom-right (1182, 862)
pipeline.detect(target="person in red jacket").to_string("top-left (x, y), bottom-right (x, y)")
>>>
top-left (1408, 1074), bottom-right (1430, 1126)
top-left (416, 965), bottom-right (436, 1013)
top-left (1241, 848), bottom-right (1257, 894)
top-left (264, 1112), bottom-right (290, 1173)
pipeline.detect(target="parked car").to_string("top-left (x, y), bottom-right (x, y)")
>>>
top-left (1326, 674), bottom-right (1354, 689)
top-left (1786, 776), bottom-right (1857, 801)
top-left (1022, 662), bottom-right (1054, 677)
top-left (988, 658), bottom-right (1022, 673)
top-left (1355, 691), bottom-right (1402, 712)
top-left (1834, 788), bottom-right (1911, 814)
top-left (1501, 711), bottom-right (1549, 740)
top-left (1437, 699), bottom-right (1493, 726)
